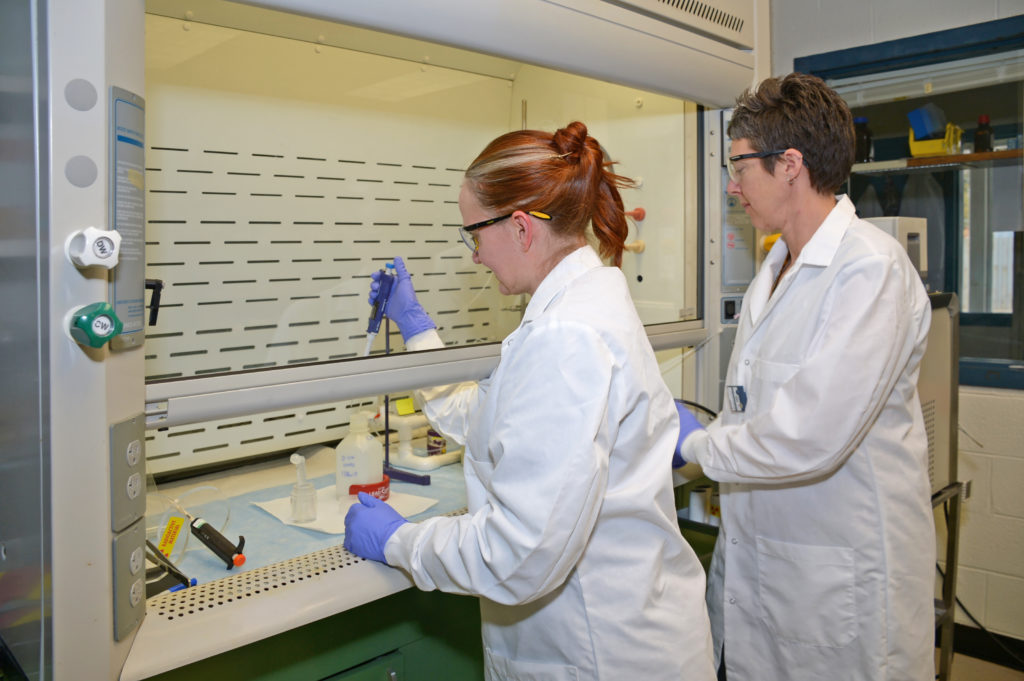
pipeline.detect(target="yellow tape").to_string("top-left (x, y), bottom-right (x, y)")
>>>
top-left (158, 515), bottom-right (185, 557)
top-left (394, 397), bottom-right (416, 415)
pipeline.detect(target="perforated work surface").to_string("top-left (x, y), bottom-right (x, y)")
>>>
top-left (147, 507), bottom-right (468, 620)
top-left (149, 543), bottom-right (363, 621)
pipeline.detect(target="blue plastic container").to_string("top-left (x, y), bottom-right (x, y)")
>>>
top-left (907, 103), bottom-right (946, 140)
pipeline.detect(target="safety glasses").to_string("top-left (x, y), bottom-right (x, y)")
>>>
top-left (727, 149), bottom-right (786, 181)
top-left (459, 210), bottom-right (552, 253)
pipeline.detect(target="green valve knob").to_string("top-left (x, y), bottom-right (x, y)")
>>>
top-left (69, 302), bottom-right (123, 348)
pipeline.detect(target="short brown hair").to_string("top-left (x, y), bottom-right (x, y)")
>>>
top-left (727, 73), bottom-right (854, 194)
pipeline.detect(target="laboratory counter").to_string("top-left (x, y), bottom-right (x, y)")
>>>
top-left (122, 447), bottom-right (479, 681)
top-left (123, 451), bottom-right (715, 680)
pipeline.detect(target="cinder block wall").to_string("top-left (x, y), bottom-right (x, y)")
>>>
top-left (946, 387), bottom-right (1024, 640)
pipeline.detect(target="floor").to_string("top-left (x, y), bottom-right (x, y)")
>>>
top-left (945, 653), bottom-right (1024, 681)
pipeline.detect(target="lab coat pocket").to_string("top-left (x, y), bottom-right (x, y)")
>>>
top-left (756, 536), bottom-right (856, 648)
top-left (746, 358), bottom-right (799, 414)
top-left (485, 647), bottom-right (580, 681)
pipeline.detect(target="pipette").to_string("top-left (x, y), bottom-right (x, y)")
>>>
top-left (166, 496), bottom-right (246, 570)
top-left (363, 262), bottom-right (396, 356)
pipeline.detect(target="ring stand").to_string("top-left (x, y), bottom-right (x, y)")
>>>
top-left (381, 316), bottom-right (431, 486)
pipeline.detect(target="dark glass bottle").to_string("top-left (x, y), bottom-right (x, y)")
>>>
top-left (974, 114), bottom-right (993, 153)
top-left (854, 116), bottom-right (872, 163)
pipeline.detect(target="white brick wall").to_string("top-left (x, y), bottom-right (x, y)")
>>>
top-left (939, 387), bottom-right (1024, 639)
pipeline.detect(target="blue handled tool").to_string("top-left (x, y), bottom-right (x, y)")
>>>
top-left (363, 262), bottom-right (395, 356)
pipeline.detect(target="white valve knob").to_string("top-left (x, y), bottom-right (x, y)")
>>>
top-left (65, 226), bottom-right (122, 269)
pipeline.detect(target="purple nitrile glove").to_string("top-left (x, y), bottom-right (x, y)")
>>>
top-left (673, 400), bottom-right (705, 468)
top-left (343, 491), bottom-right (408, 563)
top-left (368, 256), bottom-right (436, 342)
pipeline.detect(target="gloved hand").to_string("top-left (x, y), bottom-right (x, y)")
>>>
top-left (368, 256), bottom-right (436, 342)
top-left (673, 400), bottom-right (705, 468)
top-left (344, 492), bottom-right (408, 563)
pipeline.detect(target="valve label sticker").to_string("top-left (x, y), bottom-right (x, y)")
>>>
top-left (91, 315), bottom-right (115, 337)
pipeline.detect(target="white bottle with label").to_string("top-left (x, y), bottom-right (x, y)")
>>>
top-left (335, 411), bottom-right (384, 499)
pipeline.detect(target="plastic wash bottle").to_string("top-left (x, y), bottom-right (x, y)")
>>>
top-left (335, 411), bottom-right (385, 499)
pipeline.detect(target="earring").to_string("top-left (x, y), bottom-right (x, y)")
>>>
top-left (787, 177), bottom-right (794, 185)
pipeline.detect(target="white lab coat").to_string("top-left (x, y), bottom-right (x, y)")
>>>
top-left (682, 196), bottom-right (936, 680)
top-left (386, 246), bottom-right (716, 681)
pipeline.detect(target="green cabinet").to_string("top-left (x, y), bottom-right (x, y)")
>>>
top-left (141, 589), bottom-right (483, 681)
top-left (323, 652), bottom-right (402, 680)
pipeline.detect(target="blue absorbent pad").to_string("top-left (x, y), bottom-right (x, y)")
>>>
top-left (165, 462), bottom-right (467, 585)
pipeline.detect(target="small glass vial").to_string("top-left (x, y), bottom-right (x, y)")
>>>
top-left (974, 114), bottom-right (993, 153)
top-left (426, 428), bottom-right (447, 456)
top-left (853, 116), bottom-right (872, 163)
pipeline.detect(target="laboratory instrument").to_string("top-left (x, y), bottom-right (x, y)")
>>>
top-left (189, 516), bottom-right (247, 570)
top-left (289, 453), bottom-right (317, 523)
top-left (165, 495), bottom-right (246, 570)
top-left (363, 262), bottom-right (395, 356)
top-left (144, 539), bottom-right (191, 597)
top-left (371, 256), bottom-right (437, 342)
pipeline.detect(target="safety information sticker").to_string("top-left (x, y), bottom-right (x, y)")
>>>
top-left (158, 515), bottom-right (184, 557)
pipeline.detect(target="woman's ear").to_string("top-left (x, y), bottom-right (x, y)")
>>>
top-left (510, 210), bottom-right (534, 252)
top-left (782, 148), bottom-right (804, 183)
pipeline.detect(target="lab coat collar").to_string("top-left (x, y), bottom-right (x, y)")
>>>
top-left (521, 245), bottom-right (602, 324)
top-left (798, 194), bottom-right (854, 268)
top-left (746, 195), bottom-right (854, 325)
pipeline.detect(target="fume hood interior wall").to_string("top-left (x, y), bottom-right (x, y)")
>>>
top-left (508, 65), bottom-right (698, 323)
top-left (143, 14), bottom-right (696, 476)
top-left (508, 65), bottom-right (699, 409)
